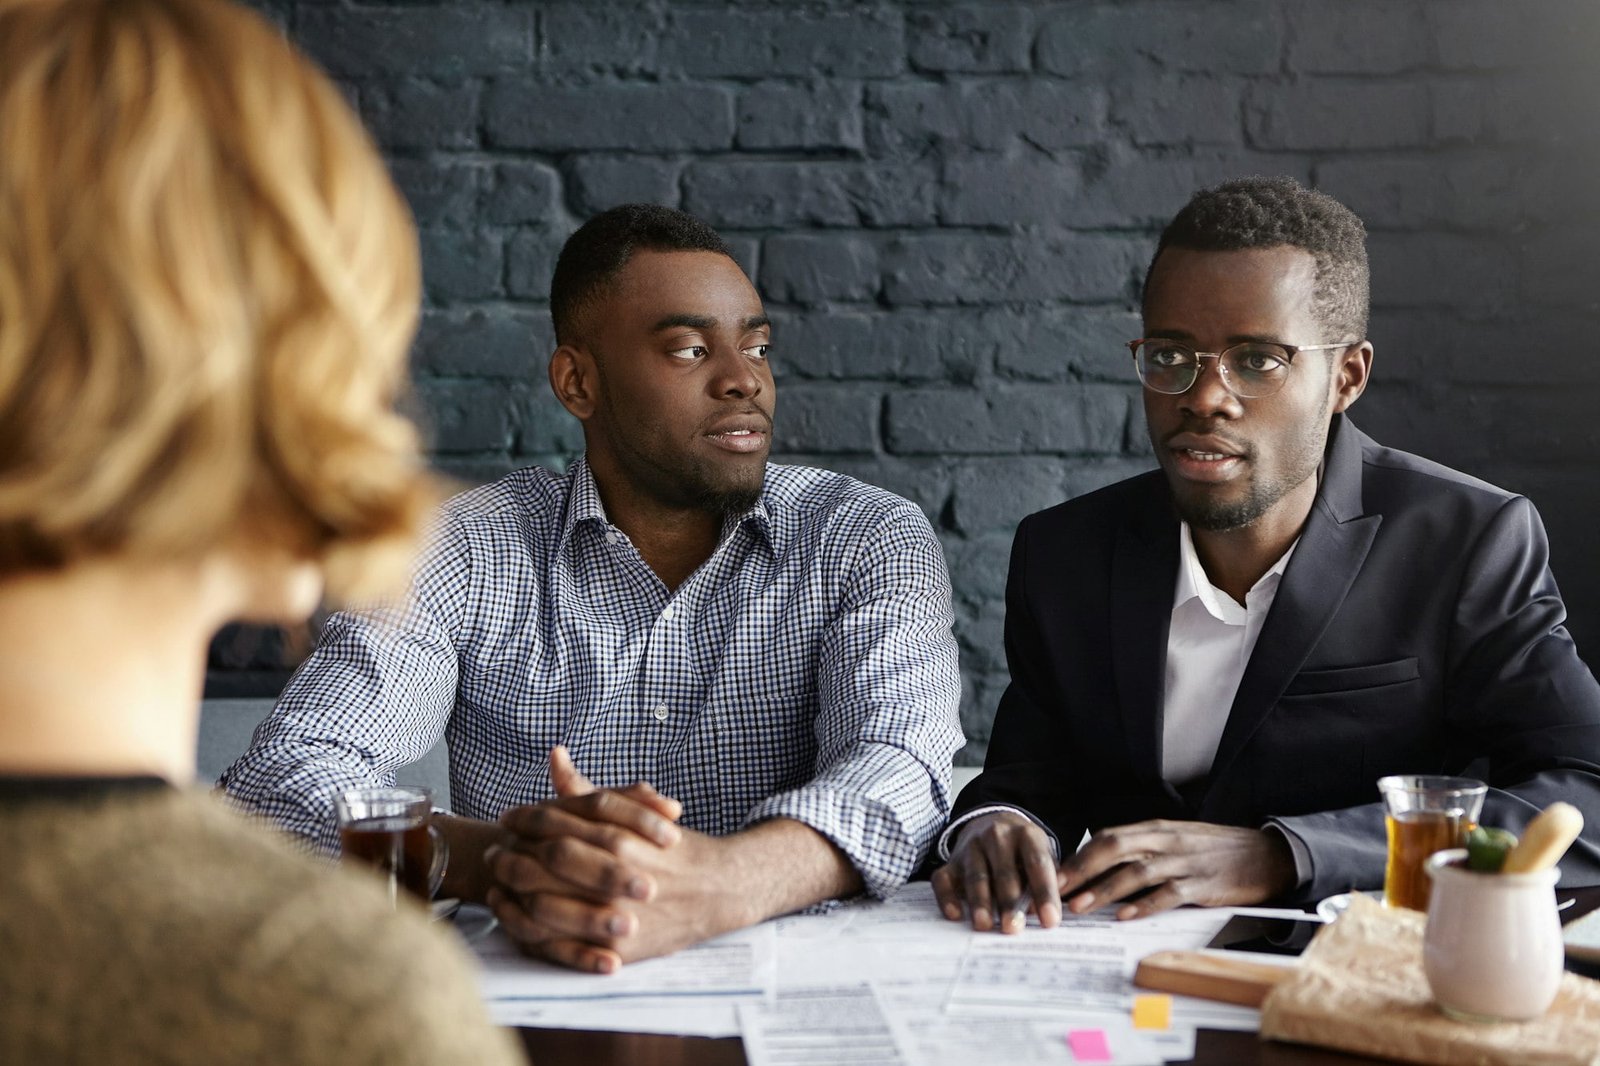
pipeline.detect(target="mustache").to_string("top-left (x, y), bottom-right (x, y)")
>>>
top-left (700, 406), bottom-right (774, 433)
top-left (1162, 421), bottom-right (1251, 457)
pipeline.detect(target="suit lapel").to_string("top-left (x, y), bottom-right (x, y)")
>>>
top-left (1202, 416), bottom-right (1382, 798)
top-left (1111, 476), bottom-right (1181, 787)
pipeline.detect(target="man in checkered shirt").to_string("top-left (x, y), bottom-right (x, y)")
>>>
top-left (223, 204), bottom-right (964, 970)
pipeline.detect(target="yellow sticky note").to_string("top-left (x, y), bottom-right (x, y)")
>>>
top-left (1132, 993), bottom-right (1172, 1031)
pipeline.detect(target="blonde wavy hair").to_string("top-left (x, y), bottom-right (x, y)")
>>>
top-left (0, 0), bottom-right (436, 602)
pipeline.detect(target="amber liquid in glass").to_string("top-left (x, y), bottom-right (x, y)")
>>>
top-left (339, 816), bottom-right (434, 900)
top-left (1384, 810), bottom-right (1471, 910)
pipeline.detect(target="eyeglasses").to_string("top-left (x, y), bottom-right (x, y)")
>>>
top-left (1128, 338), bottom-right (1356, 399)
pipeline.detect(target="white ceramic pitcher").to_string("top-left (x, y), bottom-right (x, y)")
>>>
top-left (1422, 848), bottom-right (1563, 1022)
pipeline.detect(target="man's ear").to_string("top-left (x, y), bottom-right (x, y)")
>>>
top-left (1330, 341), bottom-right (1373, 414)
top-left (549, 344), bottom-right (598, 420)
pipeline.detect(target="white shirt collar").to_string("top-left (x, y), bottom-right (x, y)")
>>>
top-left (1174, 522), bottom-right (1298, 626)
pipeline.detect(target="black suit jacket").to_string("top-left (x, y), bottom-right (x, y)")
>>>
top-left (953, 416), bottom-right (1600, 900)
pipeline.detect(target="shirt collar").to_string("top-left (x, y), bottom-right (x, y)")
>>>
top-left (1174, 522), bottom-right (1297, 625)
top-left (557, 455), bottom-right (779, 558)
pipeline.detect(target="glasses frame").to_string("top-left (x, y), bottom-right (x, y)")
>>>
top-left (1127, 338), bottom-right (1357, 399)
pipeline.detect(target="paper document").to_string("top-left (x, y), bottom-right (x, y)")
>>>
top-left (473, 922), bottom-right (774, 1003)
top-left (739, 984), bottom-right (911, 1066)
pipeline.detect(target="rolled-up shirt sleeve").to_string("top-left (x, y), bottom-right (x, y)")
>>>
top-left (743, 506), bottom-right (964, 899)
top-left (219, 517), bottom-right (469, 853)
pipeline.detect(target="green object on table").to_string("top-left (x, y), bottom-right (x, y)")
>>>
top-left (1465, 826), bottom-right (1518, 872)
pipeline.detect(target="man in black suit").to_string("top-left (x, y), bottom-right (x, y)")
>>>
top-left (932, 176), bottom-right (1600, 933)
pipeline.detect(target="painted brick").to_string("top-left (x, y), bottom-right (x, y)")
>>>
top-left (362, 80), bottom-right (480, 151)
top-left (1367, 232), bottom-right (1515, 311)
top-left (661, 8), bottom-right (905, 79)
top-left (215, 0), bottom-right (1600, 716)
top-left (505, 227), bottom-right (572, 302)
top-left (993, 308), bottom-right (1146, 383)
top-left (413, 308), bottom-right (551, 379)
top-left (886, 384), bottom-right (1128, 455)
top-left (390, 160), bottom-right (482, 231)
top-left (683, 162), bottom-right (937, 229)
top-left (954, 600), bottom-right (1008, 673)
top-left (418, 379), bottom-right (521, 454)
top-left (737, 83), bottom-right (864, 152)
top-left (760, 235), bottom-right (879, 306)
top-left (540, 4), bottom-right (665, 76)
top-left (1286, 0), bottom-right (1429, 74)
top-left (907, 5), bottom-right (1034, 74)
top-left (1061, 148), bottom-right (1314, 230)
top-left (1426, 0), bottom-right (1578, 71)
top-left (939, 531), bottom-right (1014, 603)
top-left (486, 83), bottom-right (733, 152)
top-left (1037, 2), bottom-right (1282, 78)
top-left (298, 5), bottom-right (532, 80)
top-left (868, 81), bottom-right (1109, 155)
top-left (882, 233), bottom-right (1143, 306)
top-left (515, 387), bottom-right (587, 457)
top-left (776, 386), bottom-right (881, 454)
top-left (1110, 76), bottom-right (1246, 148)
top-left (482, 162), bottom-right (562, 227)
top-left (950, 458), bottom-right (1070, 535)
top-left (567, 156), bottom-right (682, 215)
top-left (940, 156), bottom-right (1085, 228)
top-left (419, 228), bottom-right (502, 304)
top-left (1246, 81), bottom-right (1431, 150)
top-left (1316, 155), bottom-right (1519, 231)
top-left (772, 311), bottom-right (988, 384)
top-left (1064, 457), bottom-right (1160, 501)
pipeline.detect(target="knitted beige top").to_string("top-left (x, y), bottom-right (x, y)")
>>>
top-left (0, 782), bottom-right (526, 1065)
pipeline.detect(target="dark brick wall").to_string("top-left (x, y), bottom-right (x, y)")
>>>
top-left (212, 0), bottom-right (1600, 766)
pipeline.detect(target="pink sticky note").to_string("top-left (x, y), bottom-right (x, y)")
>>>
top-left (1067, 1028), bottom-right (1112, 1062)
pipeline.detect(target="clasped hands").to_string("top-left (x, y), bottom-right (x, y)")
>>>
top-left (931, 811), bottom-right (1296, 933)
top-left (482, 746), bottom-right (746, 974)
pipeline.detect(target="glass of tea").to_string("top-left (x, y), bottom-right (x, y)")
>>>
top-left (334, 786), bottom-right (448, 907)
top-left (1377, 775), bottom-right (1487, 911)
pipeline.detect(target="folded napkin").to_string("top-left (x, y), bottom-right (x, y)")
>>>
top-left (1260, 895), bottom-right (1600, 1066)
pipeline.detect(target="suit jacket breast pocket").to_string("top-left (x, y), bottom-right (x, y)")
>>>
top-left (1282, 657), bottom-right (1421, 697)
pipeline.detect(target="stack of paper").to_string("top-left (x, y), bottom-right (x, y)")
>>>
top-left (470, 882), bottom-right (1312, 1064)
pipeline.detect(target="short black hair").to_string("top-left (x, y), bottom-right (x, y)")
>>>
top-left (1146, 176), bottom-right (1369, 340)
top-left (550, 204), bottom-right (734, 345)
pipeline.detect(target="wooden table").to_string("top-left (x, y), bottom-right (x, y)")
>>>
top-left (515, 888), bottom-right (1600, 1066)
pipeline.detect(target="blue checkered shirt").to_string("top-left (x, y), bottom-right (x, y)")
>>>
top-left (221, 459), bottom-right (963, 898)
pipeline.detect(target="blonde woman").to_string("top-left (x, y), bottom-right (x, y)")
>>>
top-left (0, 1), bottom-right (523, 1062)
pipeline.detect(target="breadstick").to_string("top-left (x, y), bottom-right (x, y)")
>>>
top-left (1501, 802), bottom-right (1585, 874)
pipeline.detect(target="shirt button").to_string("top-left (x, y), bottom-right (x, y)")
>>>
top-left (605, 531), bottom-right (619, 545)
top-left (651, 704), bottom-right (669, 722)
top-left (661, 604), bottom-right (676, 620)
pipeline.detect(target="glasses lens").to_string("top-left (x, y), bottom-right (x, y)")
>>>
top-left (1220, 343), bottom-right (1293, 398)
top-left (1135, 342), bottom-right (1196, 394)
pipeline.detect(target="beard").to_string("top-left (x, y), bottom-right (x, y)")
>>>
top-left (1174, 476), bottom-right (1280, 532)
top-left (1165, 397), bottom-right (1332, 534)
top-left (683, 468), bottom-right (765, 516)
top-left (599, 396), bottom-right (771, 517)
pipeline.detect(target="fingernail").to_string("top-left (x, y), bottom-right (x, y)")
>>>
top-left (484, 844), bottom-right (502, 866)
top-left (1117, 904), bottom-right (1138, 921)
top-left (594, 955), bottom-right (616, 975)
top-left (973, 908), bottom-right (991, 931)
top-left (607, 914), bottom-right (631, 936)
top-left (1041, 904), bottom-right (1061, 927)
top-left (1072, 893), bottom-right (1094, 912)
top-left (943, 904), bottom-right (962, 921)
top-left (627, 877), bottom-right (650, 900)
